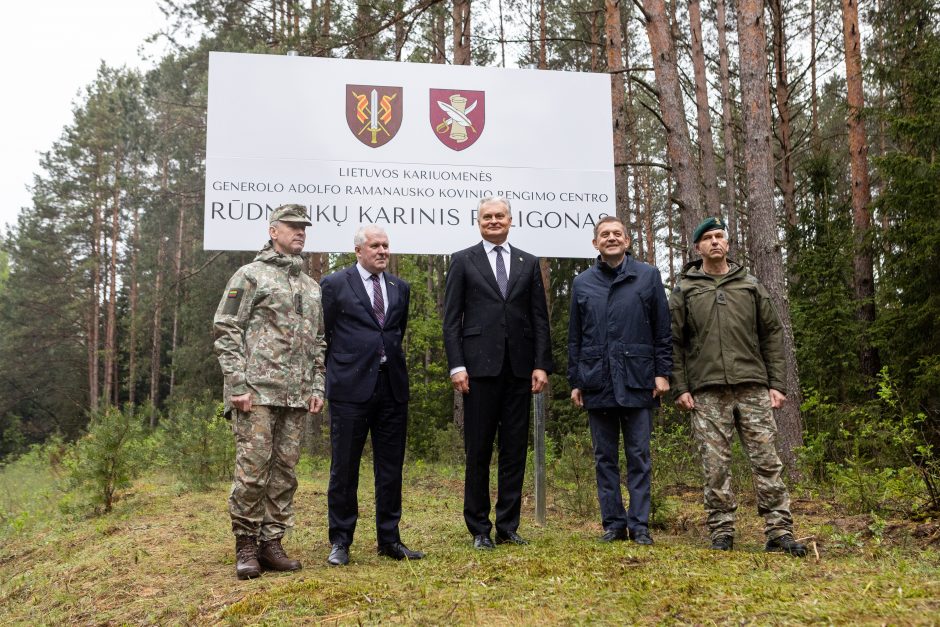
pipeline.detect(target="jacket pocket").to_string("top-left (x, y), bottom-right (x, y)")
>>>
top-left (330, 352), bottom-right (357, 364)
top-left (621, 343), bottom-right (655, 389)
top-left (577, 345), bottom-right (607, 391)
top-left (462, 326), bottom-right (482, 337)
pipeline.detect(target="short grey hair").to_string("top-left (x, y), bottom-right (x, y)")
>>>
top-left (477, 196), bottom-right (511, 212)
top-left (353, 224), bottom-right (387, 247)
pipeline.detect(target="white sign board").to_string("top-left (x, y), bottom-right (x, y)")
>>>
top-left (205, 51), bottom-right (615, 257)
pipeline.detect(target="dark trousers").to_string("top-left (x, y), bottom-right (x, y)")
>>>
top-left (463, 356), bottom-right (531, 537)
top-left (588, 407), bottom-right (652, 534)
top-left (327, 368), bottom-right (407, 547)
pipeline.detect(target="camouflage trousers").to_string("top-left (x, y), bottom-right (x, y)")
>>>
top-left (690, 384), bottom-right (793, 540)
top-left (230, 405), bottom-right (306, 541)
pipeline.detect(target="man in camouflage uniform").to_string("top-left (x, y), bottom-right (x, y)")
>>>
top-left (670, 217), bottom-right (806, 556)
top-left (214, 204), bottom-right (326, 579)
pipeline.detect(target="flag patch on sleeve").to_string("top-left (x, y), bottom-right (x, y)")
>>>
top-left (222, 287), bottom-right (244, 315)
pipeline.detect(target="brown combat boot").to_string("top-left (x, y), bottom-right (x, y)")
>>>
top-left (258, 537), bottom-right (302, 572)
top-left (235, 535), bottom-right (261, 580)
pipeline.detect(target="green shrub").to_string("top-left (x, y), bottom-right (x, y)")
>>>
top-left (64, 405), bottom-right (149, 514)
top-left (157, 397), bottom-right (234, 491)
top-left (547, 432), bottom-right (597, 519)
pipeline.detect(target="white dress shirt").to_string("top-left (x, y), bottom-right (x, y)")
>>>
top-left (356, 263), bottom-right (388, 315)
top-left (481, 239), bottom-right (512, 278)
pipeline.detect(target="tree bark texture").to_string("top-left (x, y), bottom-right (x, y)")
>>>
top-left (840, 0), bottom-right (880, 378)
top-left (606, 0), bottom-right (631, 226)
top-left (714, 0), bottom-right (738, 251)
top-left (453, 0), bottom-right (471, 65)
top-left (688, 0), bottom-right (722, 218)
top-left (735, 0), bottom-right (803, 471)
top-left (768, 0), bottom-right (797, 235)
top-left (640, 0), bottom-right (703, 256)
top-left (150, 238), bottom-right (167, 428)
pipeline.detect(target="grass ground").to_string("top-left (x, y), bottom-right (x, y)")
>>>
top-left (1, 458), bottom-right (938, 625)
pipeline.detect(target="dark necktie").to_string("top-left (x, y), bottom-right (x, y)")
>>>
top-left (370, 273), bottom-right (385, 327)
top-left (494, 245), bottom-right (508, 299)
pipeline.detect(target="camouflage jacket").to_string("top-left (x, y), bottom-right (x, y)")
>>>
top-left (214, 242), bottom-right (326, 415)
top-left (669, 259), bottom-right (786, 396)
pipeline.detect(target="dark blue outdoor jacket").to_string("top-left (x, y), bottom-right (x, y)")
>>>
top-left (567, 253), bottom-right (672, 409)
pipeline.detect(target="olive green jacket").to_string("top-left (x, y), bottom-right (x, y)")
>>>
top-left (669, 260), bottom-right (786, 396)
top-left (214, 242), bottom-right (326, 416)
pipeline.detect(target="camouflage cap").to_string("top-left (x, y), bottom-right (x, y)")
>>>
top-left (270, 204), bottom-right (312, 226)
top-left (692, 216), bottom-right (728, 242)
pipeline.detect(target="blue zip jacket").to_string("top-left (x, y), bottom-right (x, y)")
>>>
top-left (567, 253), bottom-right (672, 409)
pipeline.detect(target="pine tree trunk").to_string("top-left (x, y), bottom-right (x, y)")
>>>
top-left (321, 0), bottom-right (331, 40)
top-left (841, 0), bottom-right (879, 379)
top-left (128, 202), bottom-right (140, 406)
top-left (453, 0), bottom-right (471, 65)
top-left (810, 0), bottom-right (819, 147)
top-left (735, 0), bottom-right (803, 471)
top-left (715, 0), bottom-right (738, 252)
top-left (606, 0), bottom-right (631, 226)
top-left (640, 0), bottom-right (703, 255)
top-left (768, 0), bottom-right (797, 237)
top-left (169, 200), bottom-right (185, 395)
top-left (104, 151), bottom-right (122, 407)
top-left (149, 238), bottom-right (166, 428)
top-left (88, 158), bottom-right (103, 412)
top-left (688, 0), bottom-right (721, 217)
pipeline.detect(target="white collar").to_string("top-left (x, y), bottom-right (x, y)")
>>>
top-left (482, 240), bottom-right (511, 254)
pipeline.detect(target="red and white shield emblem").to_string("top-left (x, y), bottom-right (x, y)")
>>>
top-left (346, 84), bottom-right (403, 148)
top-left (429, 89), bottom-right (485, 151)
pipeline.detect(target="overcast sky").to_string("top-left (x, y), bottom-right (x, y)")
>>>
top-left (0, 1), bottom-right (173, 231)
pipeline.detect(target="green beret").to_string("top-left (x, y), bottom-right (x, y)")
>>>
top-left (693, 216), bottom-right (727, 242)
top-left (270, 204), bottom-right (312, 226)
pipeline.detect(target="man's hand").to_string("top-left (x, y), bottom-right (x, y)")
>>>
top-left (675, 392), bottom-right (695, 411)
top-left (451, 371), bottom-right (470, 394)
top-left (653, 376), bottom-right (670, 399)
top-left (769, 389), bottom-right (787, 409)
top-left (531, 369), bottom-right (548, 393)
top-left (309, 395), bottom-right (324, 414)
top-left (570, 388), bottom-right (583, 407)
top-left (231, 393), bottom-right (252, 413)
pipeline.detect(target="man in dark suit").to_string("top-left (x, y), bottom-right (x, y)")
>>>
top-left (443, 196), bottom-right (553, 549)
top-left (320, 225), bottom-right (424, 566)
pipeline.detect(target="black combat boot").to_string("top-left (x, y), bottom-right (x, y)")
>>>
top-left (235, 535), bottom-right (262, 580)
top-left (710, 535), bottom-right (734, 551)
top-left (259, 537), bottom-right (302, 571)
top-left (765, 533), bottom-right (807, 557)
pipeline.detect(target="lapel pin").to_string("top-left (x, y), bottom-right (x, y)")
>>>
top-left (388, 281), bottom-right (395, 286)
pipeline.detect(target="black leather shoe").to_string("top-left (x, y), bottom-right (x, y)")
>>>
top-left (495, 531), bottom-right (529, 546)
top-left (710, 535), bottom-right (734, 551)
top-left (765, 534), bottom-right (807, 557)
top-left (473, 534), bottom-right (495, 550)
top-left (631, 530), bottom-right (654, 545)
top-left (327, 543), bottom-right (349, 566)
top-left (600, 528), bottom-right (628, 542)
top-left (377, 542), bottom-right (425, 560)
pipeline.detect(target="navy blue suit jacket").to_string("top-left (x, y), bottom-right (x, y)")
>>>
top-left (320, 265), bottom-right (410, 404)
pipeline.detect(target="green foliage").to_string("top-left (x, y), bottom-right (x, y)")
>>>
top-left (0, 437), bottom-right (68, 539)
top-left (65, 405), bottom-right (150, 514)
top-left (788, 151), bottom-right (862, 398)
top-left (651, 407), bottom-right (699, 487)
top-left (546, 432), bottom-right (597, 519)
top-left (155, 397), bottom-right (233, 491)
top-left (799, 369), bottom-right (940, 515)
